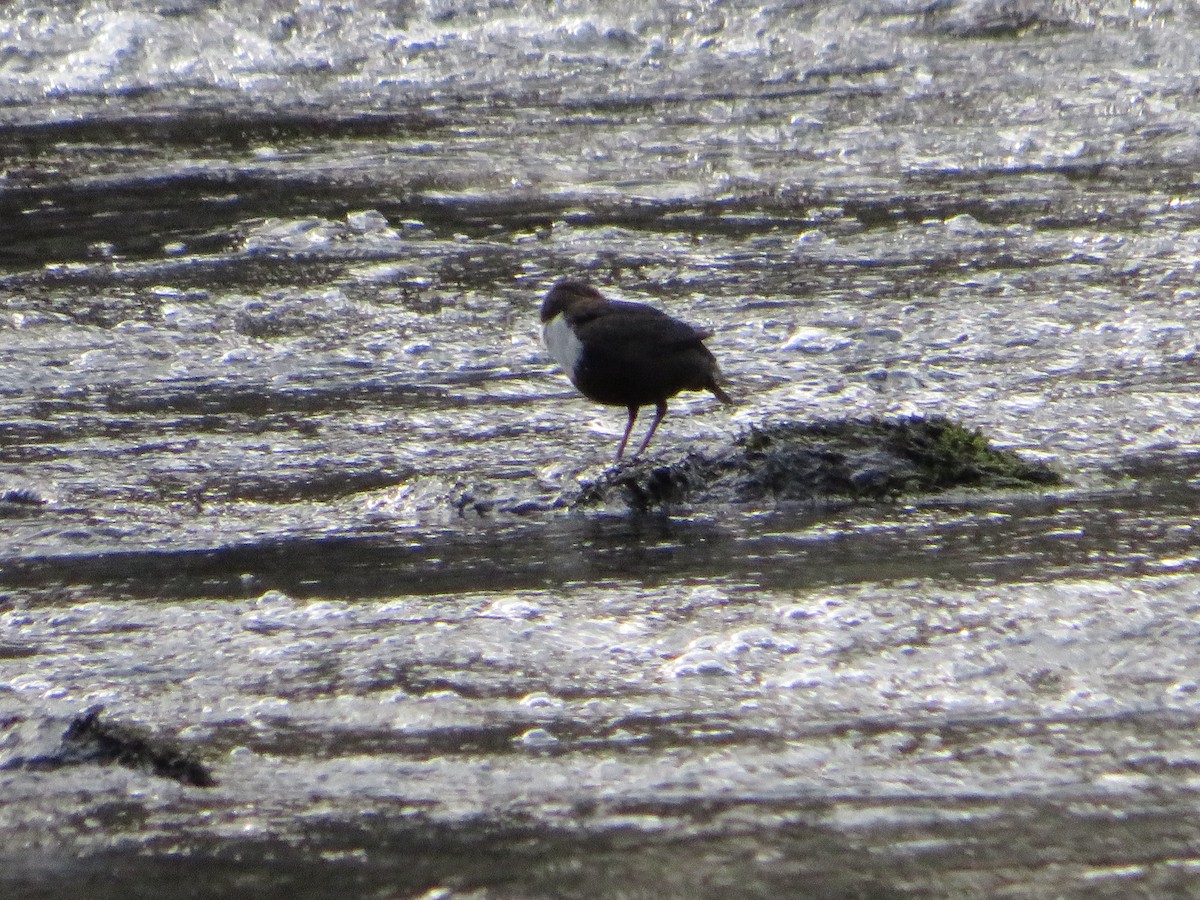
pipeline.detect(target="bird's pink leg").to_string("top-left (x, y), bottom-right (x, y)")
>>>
top-left (633, 401), bottom-right (668, 457)
top-left (615, 406), bottom-right (639, 461)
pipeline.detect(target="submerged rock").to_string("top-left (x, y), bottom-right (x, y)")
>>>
top-left (1, 706), bottom-right (217, 787)
top-left (574, 416), bottom-right (1060, 511)
top-left (0, 488), bottom-right (47, 517)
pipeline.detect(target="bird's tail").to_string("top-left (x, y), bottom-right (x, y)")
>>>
top-left (709, 379), bottom-right (734, 405)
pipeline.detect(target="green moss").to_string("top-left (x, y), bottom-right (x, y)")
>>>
top-left (882, 416), bottom-right (1060, 490)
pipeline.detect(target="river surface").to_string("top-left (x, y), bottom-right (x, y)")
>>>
top-left (3, 1), bottom-right (1200, 897)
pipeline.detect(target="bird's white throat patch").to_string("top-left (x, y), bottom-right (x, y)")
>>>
top-left (543, 313), bottom-right (583, 380)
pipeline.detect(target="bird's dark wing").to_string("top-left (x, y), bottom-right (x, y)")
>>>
top-left (569, 300), bottom-right (710, 347)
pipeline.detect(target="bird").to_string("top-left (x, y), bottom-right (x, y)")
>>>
top-left (540, 280), bottom-right (732, 461)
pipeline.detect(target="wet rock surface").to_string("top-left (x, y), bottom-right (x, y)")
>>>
top-left (0, 488), bottom-right (47, 517)
top-left (575, 416), bottom-right (1061, 511)
top-left (2, 706), bottom-right (216, 788)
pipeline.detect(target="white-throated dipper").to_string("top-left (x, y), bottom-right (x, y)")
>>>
top-left (540, 280), bottom-right (732, 460)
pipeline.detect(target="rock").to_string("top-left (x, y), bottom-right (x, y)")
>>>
top-left (573, 415), bottom-right (1060, 511)
top-left (1, 706), bottom-right (217, 788)
top-left (0, 488), bottom-right (48, 517)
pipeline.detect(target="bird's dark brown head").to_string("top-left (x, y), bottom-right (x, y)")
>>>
top-left (540, 280), bottom-right (607, 323)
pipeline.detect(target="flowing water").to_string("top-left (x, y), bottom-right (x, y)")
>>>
top-left (3, 1), bottom-right (1200, 896)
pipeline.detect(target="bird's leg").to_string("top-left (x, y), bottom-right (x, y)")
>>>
top-left (615, 406), bottom-right (639, 461)
top-left (633, 401), bottom-right (668, 457)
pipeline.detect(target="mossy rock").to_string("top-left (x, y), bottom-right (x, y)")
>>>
top-left (574, 415), bottom-right (1060, 511)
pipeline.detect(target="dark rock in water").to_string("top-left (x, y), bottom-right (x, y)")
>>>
top-left (924, 0), bottom-right (1071, 39)
top-left (1, 706), bottom-right (216, 787)
top-left (574, 416), bottom-right (1061, 512)
top-left (0, 488), bottom-right (47, 517)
